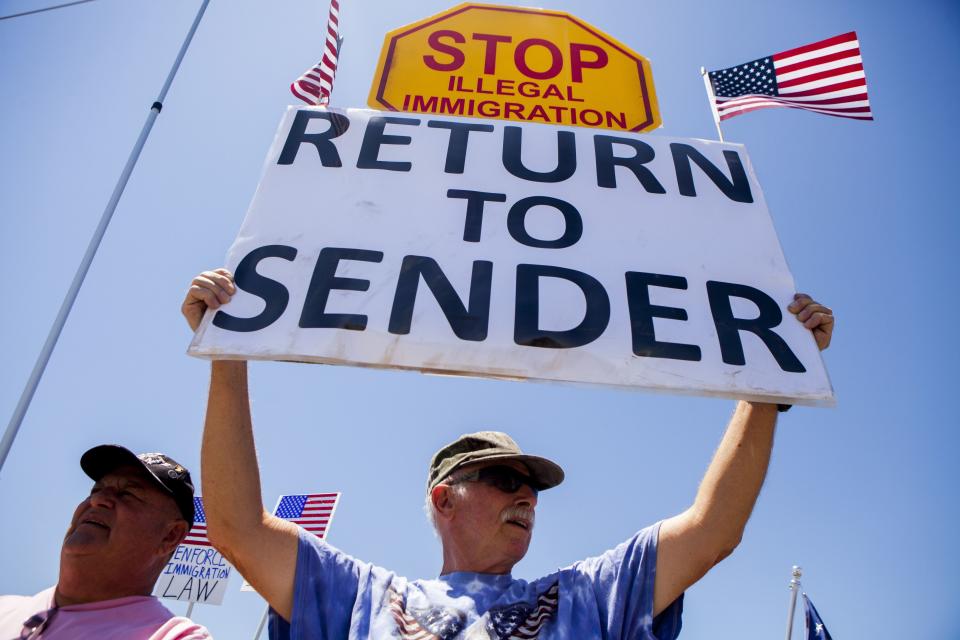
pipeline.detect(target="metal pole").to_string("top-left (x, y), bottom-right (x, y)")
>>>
top-left (784, 565), bottom-right (803, 640)
top-left (252, 605), bottom-right (269, 640)
top-left (0, 0), bottom-right (97, 21)
top-left (185, 601), bottom-right (195, 619)
top-left (700, 66), bottom-right (725, 142)
top-left (0, 0), bottom-right (211, 473)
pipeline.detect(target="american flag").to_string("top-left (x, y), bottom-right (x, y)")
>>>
top-left (182, 496), bottom-right (211, 547)
top-left (708, 32), bottom-right (872, 122)
top-left (273, 492), bottom-right (340, 539)
top-left (803, 594), bottom-right (834, 640)
top-left (290, 0), bottom-right (342, 105)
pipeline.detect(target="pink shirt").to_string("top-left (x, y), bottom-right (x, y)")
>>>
top-left (0, 587), bottom-right (211, 639)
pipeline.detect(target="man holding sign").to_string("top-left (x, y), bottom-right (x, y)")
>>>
top-left (0, 446), bottom-right (211, 639)
top-left (183, 269), bottom-right (833, 639)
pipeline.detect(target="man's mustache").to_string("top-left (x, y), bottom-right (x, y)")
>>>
top-left (501, 505), bottom-right (535, 531)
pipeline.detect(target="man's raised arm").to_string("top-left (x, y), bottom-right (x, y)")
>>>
top-left (183, 269), bottom-right (300, 621)
top-left (652, 294), bottom-right (834, 616)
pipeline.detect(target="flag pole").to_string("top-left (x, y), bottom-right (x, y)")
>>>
top-left (784, 565), bottom-right (803, 640)
top-left (0, 0), bottom-right (96, 21)
top-left (0, 0), bottom-right (211, 474)
top-left (700, 66), bottom-right (724, 142)
top-left (185, 601), bottom-right (195, 619)
top-left (252, 605), bottom-right (269, 639)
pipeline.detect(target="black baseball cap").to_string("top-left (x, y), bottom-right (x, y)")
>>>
top-left (80, 445), bottom-right (195, 527)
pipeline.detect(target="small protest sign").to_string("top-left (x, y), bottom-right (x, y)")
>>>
top-left (154, 496), bottom-right (234, 606)
top-left (190, 107), bottom-right (833, 406)
top-left (154, 544), bottom-right (233, 606)
top-left (368, 3), bottom-right (660, 132)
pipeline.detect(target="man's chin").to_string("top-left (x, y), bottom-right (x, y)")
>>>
top-left (503, 533), bottom-right (532, 560)
top-left (62, 529), bottom-right (107, 554)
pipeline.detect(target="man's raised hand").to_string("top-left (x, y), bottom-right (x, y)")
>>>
top-left (182, 268), bottom-right (235, 332)
top-left (787, 293), bottom-right (834, 351)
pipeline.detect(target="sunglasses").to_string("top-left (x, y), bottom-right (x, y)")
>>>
top-left (449, 465), bottom-right (542, 496)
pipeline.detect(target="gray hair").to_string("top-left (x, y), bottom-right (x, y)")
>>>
top-left (424, 471), bottom-right (470, 534)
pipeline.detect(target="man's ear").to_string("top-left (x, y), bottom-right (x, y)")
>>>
top-left (159, 519), bottom-right (189, 556)
top-left (431, 484), bottom-right (457, 521)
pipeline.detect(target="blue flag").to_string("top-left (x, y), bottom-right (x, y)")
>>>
top-left (803, 593), bottom-right (834, 640)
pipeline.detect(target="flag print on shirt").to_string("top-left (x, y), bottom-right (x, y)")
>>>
top-left (387, 582), bottom-right (559, 639)
top-left (486, 583), bottom-right (559, 639)
top-left (388, 588), bottom-right (465, 639)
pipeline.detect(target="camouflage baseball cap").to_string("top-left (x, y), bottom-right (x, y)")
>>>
top-left (427, 431), bottom-right (564, 492)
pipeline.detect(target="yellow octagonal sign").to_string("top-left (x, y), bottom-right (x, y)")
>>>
top-left (368, 3), bottom-right (661, 132)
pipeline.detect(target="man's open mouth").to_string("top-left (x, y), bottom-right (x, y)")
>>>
top-left (80, 517), bottom-right (110, 530)
top-left (506, 519), bottom-right (530, 531)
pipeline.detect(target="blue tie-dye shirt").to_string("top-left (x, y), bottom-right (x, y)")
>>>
top-left (270, 521), bottom-right (683, 640)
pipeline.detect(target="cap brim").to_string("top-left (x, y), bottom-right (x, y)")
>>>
top-left (81, 444), bottom-right (145, 482)
top-left (457, 452), bottom-right (565, 490)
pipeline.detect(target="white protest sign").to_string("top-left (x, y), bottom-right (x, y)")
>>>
top-left (190, 107), bottom-right (833, 405)
top-left (154, 496), bottom-right (234, 606)
top-left (154, 544), bottom-right (234, 605)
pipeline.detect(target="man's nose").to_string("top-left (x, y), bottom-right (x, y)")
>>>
top-left (514, 484), bottom-right (538, 507)
top-left (89, 488), bottom-right (118, 508)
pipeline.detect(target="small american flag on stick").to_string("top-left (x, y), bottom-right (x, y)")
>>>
top-left (273, 492), bottom-right (340, 539)
top-left (707, 31), bottom-right (872, 122)
top-left (240, 492), bottom-right (342, 592)
top-left (291, 0), bottom-right (342, 105)
top-left (183, 496), bottom-right (211, 547)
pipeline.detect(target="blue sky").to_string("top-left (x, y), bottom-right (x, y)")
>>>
top-left (1, 1), bottom-right (957, 638)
